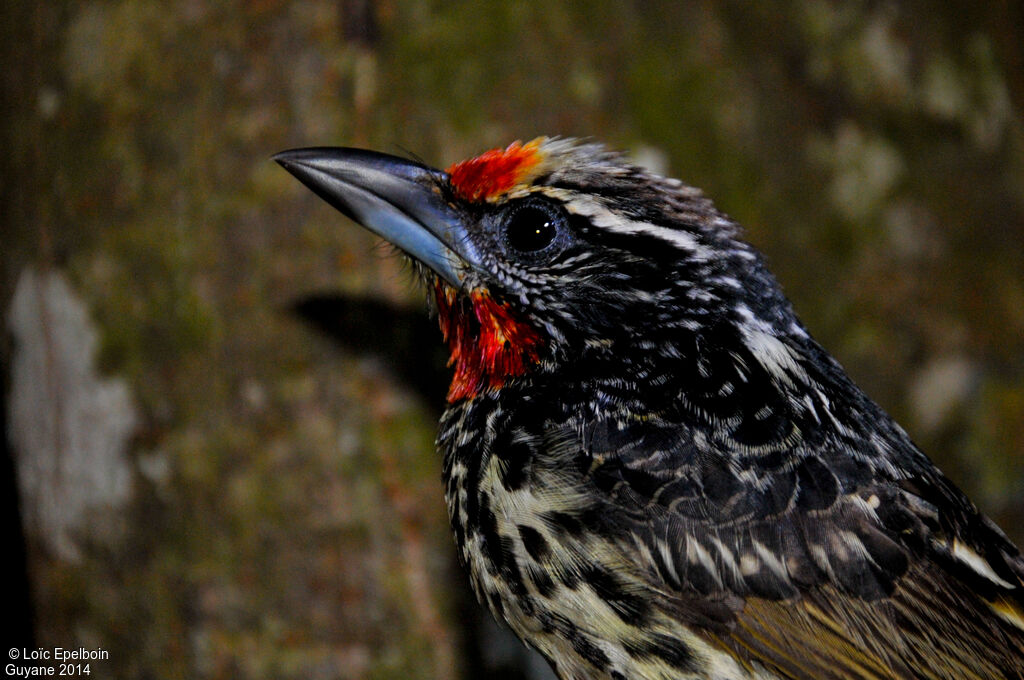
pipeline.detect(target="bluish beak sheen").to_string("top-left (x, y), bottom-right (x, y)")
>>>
top-left (274, 147), bottom-right (475, 288)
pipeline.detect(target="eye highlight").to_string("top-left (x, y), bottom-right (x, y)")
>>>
top-left (501, 199), bottom-right (566, 255)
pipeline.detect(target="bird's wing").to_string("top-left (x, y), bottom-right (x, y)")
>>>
top-left (581, 419), bottom-right (1024, 678)
top-left (575, 333), bottom-right (1024, 678)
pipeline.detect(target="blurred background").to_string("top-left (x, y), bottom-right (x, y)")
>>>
top-left (2, 1), bottom-right (1023, 678)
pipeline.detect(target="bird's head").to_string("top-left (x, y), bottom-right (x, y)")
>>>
top-left (276, 138), bottom-right (796, 404)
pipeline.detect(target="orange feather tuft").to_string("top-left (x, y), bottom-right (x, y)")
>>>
top-left (434, 282), bottom-right (544, 402)
top-left (446, 139), bottom-right (544, 202)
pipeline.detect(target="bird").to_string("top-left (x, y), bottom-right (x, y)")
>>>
top-left (275, 138), bottom-right (1024, 680)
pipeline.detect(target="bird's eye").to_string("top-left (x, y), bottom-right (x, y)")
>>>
top-left (502, 200), bottom-right (564, 254)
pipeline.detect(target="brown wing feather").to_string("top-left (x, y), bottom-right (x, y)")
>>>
top-left (704, 562), bottom-right (1024, 680)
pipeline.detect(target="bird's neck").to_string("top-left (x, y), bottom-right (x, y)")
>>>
top-left (559, 318), bottom-right (847, 445)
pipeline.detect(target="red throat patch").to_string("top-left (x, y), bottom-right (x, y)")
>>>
top-left (446, 139), bottom-right (544, 202)
top-left (433, 282), bottom-right (544, 402)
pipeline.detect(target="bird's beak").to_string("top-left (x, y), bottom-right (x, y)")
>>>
top-left (273, 147), bottom-right (476, 288)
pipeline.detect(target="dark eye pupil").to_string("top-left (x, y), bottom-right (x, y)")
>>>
top-left (506, 206), bottom-right (557, 252)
